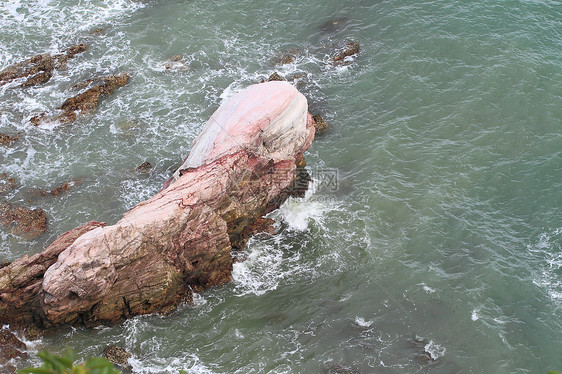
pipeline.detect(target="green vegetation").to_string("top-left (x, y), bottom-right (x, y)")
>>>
top-left (18, 350), bottom-right (188, 374)
top-left (19, 350), bottom-right (120, 374)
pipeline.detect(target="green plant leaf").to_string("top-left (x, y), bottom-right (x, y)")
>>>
top-left (37, 350), bottom-right (73, 370)
top-left (83, 357), bottom-right (115, 369)
top-left (18, 368), bottom-right (57, 374)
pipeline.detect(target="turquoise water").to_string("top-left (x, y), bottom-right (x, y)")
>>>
top-left (1, 0), bottom-right (561, 372)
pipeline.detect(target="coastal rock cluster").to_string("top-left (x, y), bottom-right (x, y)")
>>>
top-left (31, 73), bottom-right (130, 125)
top-left (0, 46), bottom-right (130, 241)
top-left (0, 44), bottom-right (86, 88)
top-left (0, 82), bottom-right (315, 333)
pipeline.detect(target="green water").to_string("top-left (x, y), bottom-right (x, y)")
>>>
top-left (1, 0), bottom-right (561, 372)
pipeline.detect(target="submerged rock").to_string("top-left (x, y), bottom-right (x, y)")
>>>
top-left (31, 180), bottom-right (81, 198)
top-left (318, 17), bottom-right (351, 33)
top-left (333, 41), bottom-right (360, 63)
top-left (135, 161), bottom-right (152, 172)
top-left (0, 44), bottom-right (86, 87)
top-left (31, 73), bottom-right (130, 125)
top-left (272, 48), bottom-right (300, 66)
top-left (164, 55), bottom-right (190, 71)
top-left (0, 133), bottom-right (19, 146)
top-left (0, 81), bottom-right (315, 331)
top-left (0, 202), bottom-right (48, 238)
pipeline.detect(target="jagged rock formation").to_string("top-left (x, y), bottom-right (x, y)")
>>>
top-left (0, 44), bottom-right (86, 87)
top-left (0, 202), bottom-right (48, 238)
top-left (333, 41), bottom-right (360, 63)
top-left (0, 329), bottom-right (27, 372)
top-left (0, 81), bottom-right (315, 333)
top-left (30, 73), bottom-right (129, 125)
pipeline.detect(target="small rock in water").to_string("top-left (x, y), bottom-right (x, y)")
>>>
top-left (50, 181), bottom-right (77, 196)
top-left (0, 202), bottom-right (48, 238)
top-left (0, 44), bottom-right (86, 87)
top-left (29, 113), bottom-right (47, 127)
top-left (268, 72), bottom-right (284, 82)
top-left (326, 361), bottom-right (358, 374)
top-left (102, 345), bottom-right (132, 369)
top-left (0, 133), bottom-right (19, 146)
top-left (164, 55), bottom-right (190, 71)
top-left (57, 74), bottom-right (130, 123)
top-left (312, 114), bottom-right (329, 133)
top-left (0, 174), bottom-right (16, 195)
top-left (32, 180), bottom-right (81, 198)
top-left (32, 73), bottom-right (130, 125)
top-left (136, 161), bottom-right (152, 172)
top-left (90, 27), bottom-right (106, 35)
top-left (333, 41), bottom-right (360, 64)
top-left (272, 48), bottom-right (299, 66)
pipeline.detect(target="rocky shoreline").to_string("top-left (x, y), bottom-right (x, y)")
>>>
top-left (0, 82), bottom-right (316, 339)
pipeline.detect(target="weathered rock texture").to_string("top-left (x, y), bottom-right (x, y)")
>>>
top-left (0, 329), bottom-right (27, 372)
top-left (0, 174), bottom-right (16, 195)
top-left (312, 114), bottom-right (329, 133)
top-left (333, 41), bottom-right (360, 63)
top-left (103, 345), bottom-right (132, 370)
top-left (0, 81), bottom-right (315, 332)
top-left (31, 73), bottom-right (129, 125)
top-left (0, 221), bottom-right (105, 328)
top-left (0, 133), bottom-right (19, 147)
top-left (0, 202), bottom-right (48, 238)
top-left (0, 44), bottom-right (86, 87)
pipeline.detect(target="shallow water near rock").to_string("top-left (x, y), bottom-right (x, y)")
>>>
top-left (1, 0), bottom-right (561, 373)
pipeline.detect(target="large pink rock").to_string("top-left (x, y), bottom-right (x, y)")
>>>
top-left (0, 81), bottom-right (315, 331)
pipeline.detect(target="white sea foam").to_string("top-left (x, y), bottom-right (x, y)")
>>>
top-left (354, 316), bottom-right (373, 328)
top-left (272, 180), bottom-right (334, 232)
top-left (0, 0), bottom-right (145, 49)
top-left (419, 283), bottom-right (436, 294)
top-left (527, 227), bottom-right (562, 303)
top-left (232, 236), bottom-right (301, 296)
top-left (424, 340), bottom-right (446, 360)
top-left (192, 292), bottom-right (207, 307)
top-left (471, 309), bottom-right (480, 321)
top-left (129, 355), bottom-right (217, 374)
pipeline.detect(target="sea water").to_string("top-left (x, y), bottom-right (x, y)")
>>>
top-left (1, 0), bottom-right (561, 372)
